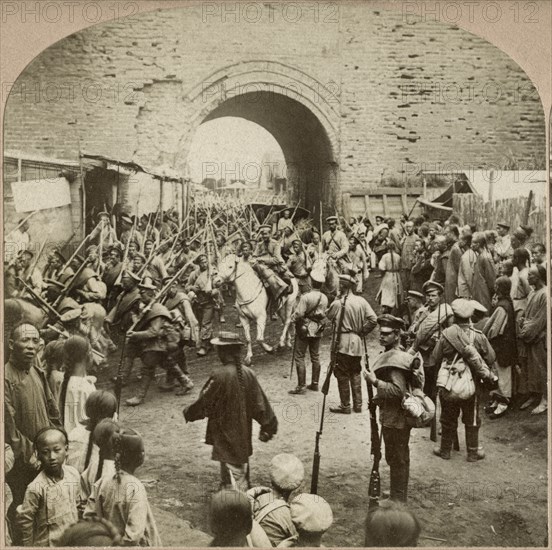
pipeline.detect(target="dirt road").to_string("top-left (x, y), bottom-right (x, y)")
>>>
top-left (101, 278), bottom-right (548, 547)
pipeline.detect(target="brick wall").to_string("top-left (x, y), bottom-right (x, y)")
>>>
top-left (4, 4), bottom-right (545, 213)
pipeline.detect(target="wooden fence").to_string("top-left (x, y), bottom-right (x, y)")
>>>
top-left (452, 193), bottom-right (546, 242)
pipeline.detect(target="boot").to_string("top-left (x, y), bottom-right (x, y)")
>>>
top-left (311, 361), bottom-right (321, 388)
top-left (465, 427), bottom-right (485, 462)
top-left (288, 385), bottom-right (306, 395)
top-left (197, 339), bottom-right (210, 357)
top-left (433, 428), bottom-right (453, 459)
top-left (125, 376), bottom-right (152, 407)
top-left (351, 373), bottom-right (363, 413)
top-left (170, 364), bottom-right (194, 396)
top-left (159, 369), bottom-right (176, 392)
top-left (330, 377), bottom-right (351, 414)
top-left (389, 466), bottom-right (409, 502)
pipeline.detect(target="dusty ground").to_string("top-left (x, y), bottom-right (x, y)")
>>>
top-left (99, 277), bottom-right (548, 547)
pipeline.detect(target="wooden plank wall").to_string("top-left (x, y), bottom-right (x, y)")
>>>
top-left (452, 193), bottom-right (546, 243)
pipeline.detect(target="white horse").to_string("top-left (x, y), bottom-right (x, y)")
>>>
top-left (215, 254), bottom-right (299, 365)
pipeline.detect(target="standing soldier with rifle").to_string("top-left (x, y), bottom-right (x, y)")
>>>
top-left (327, 274), bottom-right (377, 414)
top-left (363, 315), bottom-right (417, 503)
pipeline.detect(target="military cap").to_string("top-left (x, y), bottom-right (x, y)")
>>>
top-left (377, 314), bottom-right (405, 331)
top-left (60, 308), bottom-right (82, 323)
top-left (133, 253), bottom-right (146, 263)
top-left (451, 298), bottom-right (475, 319)
top-left (120, 214), bottom-right (133, 225)
top-left (290, 494), bottom-right (333, 535)
top-left (325, 215), bottom-right (338, 223)
top-left (210, 331), bottom-right (243, 346)
top-left (310, 268), bottom-right (326, 283)
top-left (96, 210), bottom-right (110, 220)
top-left (496, 221), bottom-right (510, 230)
top-left (121, 269), bottom-right (141, 283)
top-left (270, 454), bottom-right (304, 491)
top-left (338, 274), bottom-right (356, 285)
top-left (257, 224), bottom-right (272, 232)
top-left (406, 290), bottom-right (425, 301)
top-left (194, 254), bottom-right (207, 265)
top-left (422, 280), bottom-right (444, 294)
top-left (470, 300), bottom-right (488, 314)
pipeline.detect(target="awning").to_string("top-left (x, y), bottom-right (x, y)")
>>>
top-left (416, 197), bottom-right (452, 212)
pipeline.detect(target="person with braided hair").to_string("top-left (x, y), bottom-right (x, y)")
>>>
top-left (83, 428), bottom-right (161, 546)
top-left (66, 390), bottom-right (117, 474)
top-left (184, 332), bottom-right (278, 492)
top-left (58, 335), bottom-right (97, 433)
top-left (80, 419), bottom-right (119, 502)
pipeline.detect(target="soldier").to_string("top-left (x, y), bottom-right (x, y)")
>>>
top-left (16, 250), bottom-right (43, 298)
top-left (188, 254), bottom-right (217, 356)
top-left (158, 276), bottom-right (197, 394)
top-left (364, 315), bottom-right (416, 502)
top-left (288, 271), bottom-right (328, 395)
top-left (106, 270), bottom-right (143, 386)
top-left (119, 214), bottom-right (143, 251)
top-left (183, 332), bottom-right (278, 491)
top-left (327, 274), bottom-right (378, 414)
top-left (69, 256), bottom-right (107, 303)
top-left (253, 224), bottom-right (293, 287)
top-left (495, 221), bottom-right (513, 261)
top-left (322, 215), bottom-right (349, 272)
top-left (102, 244), bottom-right (124, 311)
top-left (431, 299), bottom-right (498, 461)
top-left (286, 239), bottom-right (311, 294)
top-left (124, 278), bottom-right (171, 406)
top-left (143, 239), bottom-right (169, 286)
top-left (89, 211), bottom-right (117, 250)
top-left (399, 220), bottom-right (417, 292)
top-left (42, 248), bottom-right (73, 285)
top-left (408, 281), bottom-right (452, 397)
top-left (404, 290), bottom-right (427, 348)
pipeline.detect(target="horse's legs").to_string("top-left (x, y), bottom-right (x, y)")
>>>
top-left (256, 309), bottom-right (273, 353)
top-left (239, 313), bottom-right (253, 366)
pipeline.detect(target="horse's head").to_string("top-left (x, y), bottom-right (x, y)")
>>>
top-left (216, 254), bottom-right (239, 283)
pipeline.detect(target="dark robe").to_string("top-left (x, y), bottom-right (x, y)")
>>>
top-left (184, 364), bottom-right (278, 464)
top-left (444, 243), bottom-right (462, 303)
top-left (472, 250), bottom-right (496, 311)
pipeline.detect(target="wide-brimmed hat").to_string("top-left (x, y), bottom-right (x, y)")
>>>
top-left (60, 308), bottom-right (82, 323)
top-left (120, 214), bottom-right (133, 225)
top-left (310, 268), bottom-right (326, 283)
top-left (210, 331), bottom-right (243, 346)
top-left (138, 277), bottom-right (157, 291)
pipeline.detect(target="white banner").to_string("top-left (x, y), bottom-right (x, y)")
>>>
top-left (11, 177), bottom-right (72, 212)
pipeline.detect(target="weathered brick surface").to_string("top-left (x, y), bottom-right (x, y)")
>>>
top-left (4, 4), bottom-right (545, 214)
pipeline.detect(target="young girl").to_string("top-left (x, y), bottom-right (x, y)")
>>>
top-left (67, 390), bottom-right (117, 473)
top-left (80, 418), bottom-right (119, 502)
top-left (43, 340), bottom-right (65, 402)
top-left (59, 335), bottom-right (97, 433)
top-left (84, 429), bottom-right (161, 546)
top-left (17, 427), bottom-right (80, 547)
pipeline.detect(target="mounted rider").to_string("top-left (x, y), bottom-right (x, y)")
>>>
top-left (252, 224), bottom-right (293, 302)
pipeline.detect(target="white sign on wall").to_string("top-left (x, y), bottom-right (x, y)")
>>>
top-left (11, 177), bottom-right (72, 212)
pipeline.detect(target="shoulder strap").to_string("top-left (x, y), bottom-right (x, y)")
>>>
top-left (255, 499), bottom-right (289, 524)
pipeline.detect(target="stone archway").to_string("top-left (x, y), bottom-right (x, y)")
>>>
top-left (179, 61), bottom-right (340, 216)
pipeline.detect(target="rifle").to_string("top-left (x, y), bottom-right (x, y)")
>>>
top-left (52, 259), bottom-right (90, 309)
top-left (114, 253), bottom-right (200, 412)
top-left (15, 277), bottom-right (63, 323)
top-left (363, 337), bottom-right (381, 509)
top-left (311, 290), bottom-right (348, 494)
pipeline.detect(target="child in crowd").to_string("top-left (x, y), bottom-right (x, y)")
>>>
top-left (80, 418), bottom-right (119, 501)
top-left (247, 453), bottom-right (303, 547)
top-left (290, 493), bottom-right (333, 547)
top-left (16, 427), bottom-right (80, 547)
top-left (67, 390), bottom-right (117, 473)
top-left (43, 340), bottom-right (65, 403)
top-left (83, 428), bottom-right (161, 546)
top-left (59, 335), bottom-right (97, 433)
top-left (58, 518), bottom-right (122, 546)
top-left (364, 499), bottom-right (421, 547)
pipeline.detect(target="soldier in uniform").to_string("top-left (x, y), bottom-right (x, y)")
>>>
top-left (252, 224), bottom-right (293, 301)
top-left (286, 239), bottom-right (311, 295)
top-left (327, 274), bottom-right (378, 414)
top-left (105, 269), bottom-right (143, 386)
top-left (42, 248), bottom-right (73, 285)
top-left (431, 299), bottom-right (498, 461)
top-left (144, 239), bottom-right (169, 286)
top-left (364, 314), bottom-right (417, 502)
top-left (322, 216), bottom-right (349, 271)
top-left (288, 270), bottom-right (328, 395)
top-left (408, 281), bottom-right (452, 397)
top-left (188, 254), bottom-right (217, 356)
top-left (159, 276), bottom-right (197, 394)
top-left (125, 277), bottom-right (171, 406)
top-left (69, 256), bottom-right (107, 303)
top-left (102, 244), bottom-right (124, 311)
